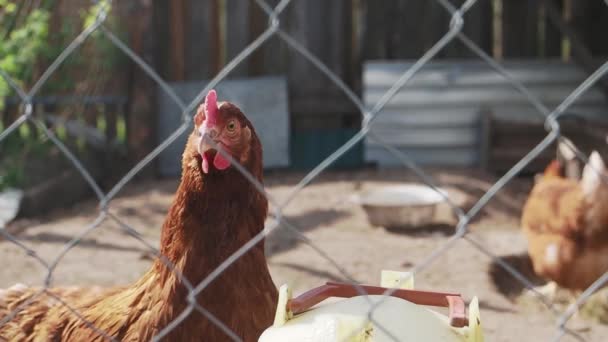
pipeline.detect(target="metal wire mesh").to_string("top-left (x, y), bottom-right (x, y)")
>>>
top-left (0, 0), bottom-right (607, 341)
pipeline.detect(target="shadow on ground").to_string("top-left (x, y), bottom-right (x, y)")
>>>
top-left (19, 232), bottom-right (148, 254)
top-left (266, 208), bottom-right (350, 256)
top-left (270, 261), bottom-right (348, 283)
top-left (383, 223), bottom-right (454, 237)
top-left (488, 253), bottom-right (546, 299)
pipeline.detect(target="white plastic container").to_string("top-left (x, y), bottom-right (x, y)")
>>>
top-left (259, 271), bottom-right (483, 342)
top-left (357, 184), bottom-right (447, 229)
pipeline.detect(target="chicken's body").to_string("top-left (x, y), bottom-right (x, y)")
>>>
top-left (522, 152), bottom-right (608, 290)
top-left (0, 91), bottom-right (277, 341)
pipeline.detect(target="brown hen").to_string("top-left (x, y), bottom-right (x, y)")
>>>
top-left (0, 90), bottom-right (278, 341)
top-left (522, 151), bottom-right (608, 292)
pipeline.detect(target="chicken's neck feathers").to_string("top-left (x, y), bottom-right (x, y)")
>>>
top-left (88, 167), bottom-right (272, 339)
top-left (154, 166), bottom-right (267, 291)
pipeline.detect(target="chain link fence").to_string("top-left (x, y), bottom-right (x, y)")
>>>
top-left (1, 0), bottom-right (608, 341)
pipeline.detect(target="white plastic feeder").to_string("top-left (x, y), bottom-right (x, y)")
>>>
top-left (259, 271), bottom-right (483, 342)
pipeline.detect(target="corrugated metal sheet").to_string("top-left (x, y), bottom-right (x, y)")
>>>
top-left (157, 76), bottom-right (289, 177)
top-left (363, 60), bottom-right (608, 167)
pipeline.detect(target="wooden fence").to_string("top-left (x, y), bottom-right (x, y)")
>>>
top-left (1, 96), bottom-right (128, 150)
top-left (153, 0), bottom-right (608, 127)
top-left (4, 0), bottom-right (607, 171)
top-left (0, 96), bottom-right (128, 213)
top-left (0, 96), bottom-right (129, 189)
top-left (1, 0), bottom-right (606, 215)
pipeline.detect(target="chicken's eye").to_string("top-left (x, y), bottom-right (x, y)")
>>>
top-left (226, 120), bottom-right (237, 133)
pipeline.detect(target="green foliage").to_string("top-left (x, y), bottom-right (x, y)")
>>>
top-left (0, 164), bottom-right (24, 192)
top-left (0, 2), bottom-right (51, 191)
top-left (0, 0), bottom-right (127, 191)
top-left (81, 0), bottom-right (111, 31)
top-left (0, 128), bottom-right (50, 191)
top-left (81, 0), bottom-right (126, 70)
top-left (41, 0), bottom-right (126, 93)
top-left (0, 4), bottom-right (50, 101)
top-left (116, 116), bottom-right (126, 143)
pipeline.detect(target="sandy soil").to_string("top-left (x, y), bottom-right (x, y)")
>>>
top-left (1, 168), bottom-right (607, 341)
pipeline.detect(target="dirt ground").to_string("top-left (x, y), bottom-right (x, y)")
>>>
top-left (2, 168), bottom-right (607, 341)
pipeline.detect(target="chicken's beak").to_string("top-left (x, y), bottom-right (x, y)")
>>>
top-left (197, 126), bottom-right (214, 156)
top-left (197, 125), bottom-right (231, 173)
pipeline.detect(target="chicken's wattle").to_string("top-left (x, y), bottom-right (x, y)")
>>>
top-left (202, 149), bottom-right (231, 173)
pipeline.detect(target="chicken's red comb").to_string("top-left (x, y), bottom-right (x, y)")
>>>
top-left (204, 89), bottom-right (218, 125)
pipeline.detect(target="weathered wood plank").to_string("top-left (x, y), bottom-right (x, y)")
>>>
top-left (249, 0), bottom-right (285, 76)
top-left (126, 0), bottom-right (158, 165)
top-left (541, 0), bottom-right (563, 57)
top-left (185, 0), bottom-right (219, 80)
top-left (359, 0), bottom-right (395, 60)
top-left (153, 0), bottom-right (170, 80)
top-left (438, 0), bottom-right (493, 58)
top-left (542, 0), bottom-right (608, 100)
top-left (502, 0), bottom-right (541, 57)
top-left (284, 0), bottom-right (357, 119)
top-left (169, 0), bottom-right (187, 81)
top-left (571, 0), bottom-right (608, 57)
top-left (360, 0), bottom-right (492, 59)
top-left (361, 0), bottom-right (447, 59)
top-left (459, 0), bottom-right (493, 56)
top-left (225, 0), bottom-right (250, 77)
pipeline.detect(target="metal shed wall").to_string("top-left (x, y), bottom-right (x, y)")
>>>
top-left (363, 60), bottom-right (607, 167)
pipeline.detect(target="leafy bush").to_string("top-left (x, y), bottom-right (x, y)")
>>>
top-left (0, 0), bottom-right (125, 191)
top-left (0, 1), bottom-right (51, 101)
